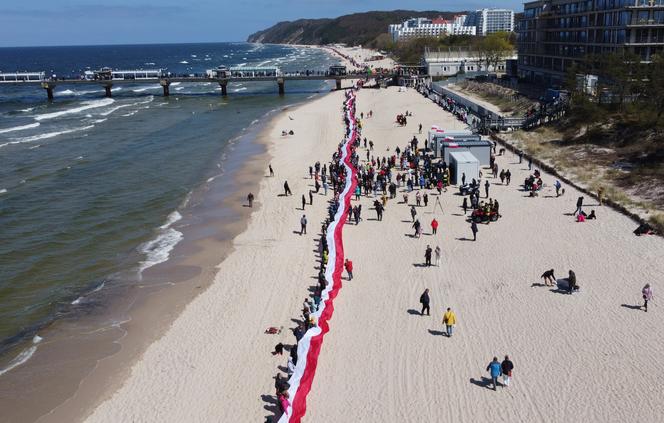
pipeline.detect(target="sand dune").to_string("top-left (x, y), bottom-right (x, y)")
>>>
top-left (85, 86), bottom-right (664, 423)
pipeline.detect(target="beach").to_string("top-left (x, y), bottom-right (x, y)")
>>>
top-left (68, 83), bottom-right (664, 422)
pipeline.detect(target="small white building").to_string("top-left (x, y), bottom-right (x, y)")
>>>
top-left (449, 151), bottom-right (480, 185)
top-left (422, 48), bottom-right (518, 77)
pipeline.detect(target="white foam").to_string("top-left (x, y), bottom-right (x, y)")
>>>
top-left (233, 87), bottom-right (247, 92)
top-left (138, 228), bottom-right (183, 273)
top-left (171, 82), bottom-right (181, 86)
top-left (71, 282), bottom-right (105, 305)
top-left (28, 144), bottom-right (41, 149)
top-left (59, 89), bottom-right (76, 95)
top-left (121, 111), bottom-right (138, 117)
top-left (93, 118), bottom-right (107, 123)
top-left (34, 98), bottom-right (114, 121)
top-left (160, 211), bottom-right (182, 229)
top-left (145, 62), bottom-right (156, 66)
top-left (0, 188), bottom-right (7, 195)
top-left (99, 97), bottom-right (153, 116)
top-left (0, 122), bottom-right (40, 134)
top-left (19, 107), bottom-right (34, 113)
top-left (0, 125), bottom-right (95, 148)
top-left (179, 60), bottom-right (189, 64)
top-left (0, 336), bottom-right (42, 376)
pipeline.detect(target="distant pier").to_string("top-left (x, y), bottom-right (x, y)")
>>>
top-left (2, 69), bottom-right (399, 101)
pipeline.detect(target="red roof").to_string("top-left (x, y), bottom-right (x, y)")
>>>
top-left (432, 17), bottom-right (450, 24)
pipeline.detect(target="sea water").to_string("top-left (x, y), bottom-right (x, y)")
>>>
top-left (0, 42), bottom-right (337, 374)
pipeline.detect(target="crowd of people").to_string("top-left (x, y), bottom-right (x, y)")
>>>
top-left (269, 88), bottom-right (363, 420)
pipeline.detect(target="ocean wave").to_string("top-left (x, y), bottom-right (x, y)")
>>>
top-left (233, 87), bottom-right (247, 92)
top-left (0, 122), bottom-right (40, 134)
top-left (138, 227), bottom-right (183, 274)
top-left (19, 107), bottom-right (34, 113)
top-left (59, 89), bottom-right (76, 95)
top-left (28, 144), bottom-right (41, 149)
top-left (179, 60), bottom-right (189, 64)
top-left (0, 125), bottom-right (95, 148)
top-left (71, 281), bottom-right (105, 305)
top-left (34, 98), bottom-right (114, 121)
top-left (0, 336), bottom-right (42, 377)
top-left (0, 188), bottom-right (7, 195)
top-left (160, 210), bottom-right (182, 229)
top-left (99, 97), bottom-right (154, 116)
top-left (171, 82), bottom-right (181, 86)
top-left (145, 62), bottom-right (156, 66)
top-left (121, 111), bottom-right (138, 117)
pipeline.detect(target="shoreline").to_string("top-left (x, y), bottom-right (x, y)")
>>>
top-left (0, 90), bottom-right (332, 422)
top-left (80, 82), bottom-right (358, 422)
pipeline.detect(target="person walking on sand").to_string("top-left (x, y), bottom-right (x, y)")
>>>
top-left (284, 181), bottom-right (292, 196)
top-left (411, 205), bottom-right (417, 222)
top-left (485, 180), bottom-right (490, 198)
top-left (574, 196), bottom-right (584, 216)
top-left (486, 357), bottom-right (501, 390)
top-left (345, 258), bottom-right (353, 280)
top-left (501, 355), bottom-right (514, 388)
top-left (462, 172), bottom-right (466, 186)
top-left (443, 307), bottom-right (456, 337)
top-left (462, 197), bottom-right (468, 215)
top-left (555, 180), bottom-right (562, 197)
top-left (309, 190), bottom-right (313, 205)
top-left (598, 186), bottom-right (605, 206)
top-left (413, 219), bottom-right (421, 238)
top-left (434, 245), bottom-right (441, 266)
top-left (420, 288), bottom-right (430, 316)
top-left (642, 283), bottom-right (653, 312)
top-left (300, 214), bottom-right (307, 235)
top-left (301, 194), bottom-right (307, 210)
top-left (541, 269), bottom-right (556, 286)
top-left (431, 218), bottom-right (439, 235)
top-left (419, 123), bottom-right (422, 134)
top-left (247, 192), bottom-right (254, 207)
top-left (269, 164), bottom-right (274, 177)
top-left (505, 170), bottom-right (511, 185)
top-left (425, 245), bottom-right (432, 266)
top-left (471, 221), bottom-right (478, 241)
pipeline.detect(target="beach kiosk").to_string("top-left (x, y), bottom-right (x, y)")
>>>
top-left (440, 139), bottom-right (493, 165)
top-left (428, 126), bottom-right (480, 157)
top-left (449, 151), bottom-right (480, 185)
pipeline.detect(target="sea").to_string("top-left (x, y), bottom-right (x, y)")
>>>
top-left (0, 42), bottom-right (337, 414)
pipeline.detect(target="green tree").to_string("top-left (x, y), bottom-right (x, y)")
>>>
top-left (648, 55), bottom-right (664, 125)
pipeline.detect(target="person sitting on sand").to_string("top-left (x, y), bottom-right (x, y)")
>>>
top-left (587, 210), bottom-right (597, 220)
top-left (541, 269), bottom-right (556, 286)
top-left (576, 212), bottom-right (586, 222)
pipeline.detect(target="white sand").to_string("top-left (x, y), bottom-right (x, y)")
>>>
top-left (85, 86), bottom-right (664, 422)
top-left (326, 45), bottom-right (396, 71)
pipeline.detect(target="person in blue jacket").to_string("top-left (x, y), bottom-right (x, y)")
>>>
top-left (486, 357), bottom-right (502, 391)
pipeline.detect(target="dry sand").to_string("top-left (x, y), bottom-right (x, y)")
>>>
top-left (325, 45), bottom-right (396, 71)
top-left (85, 85), bottom-right (664, 423)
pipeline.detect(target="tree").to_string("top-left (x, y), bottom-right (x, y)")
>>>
top-left (648, 55), bottom-right (664, 125)
top-left (479, 32), bottom-right (513, 71)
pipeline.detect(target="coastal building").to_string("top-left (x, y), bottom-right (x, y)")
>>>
top-left (518, 0), bottom-right (664, 86)
top-left (468, 9), bottom-right (516, 35)
top-left (388, 16), bottom-right (477, 42)
top-left (422, 48), bottom-right (518, 77)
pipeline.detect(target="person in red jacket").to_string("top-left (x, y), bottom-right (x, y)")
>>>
top-left (345, 258), bottom-right (353, 280)
top-left (431, 218), bottom-right (439, 235)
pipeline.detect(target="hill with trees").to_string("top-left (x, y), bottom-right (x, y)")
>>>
top-left (246, 10), bottom-right (458, 46)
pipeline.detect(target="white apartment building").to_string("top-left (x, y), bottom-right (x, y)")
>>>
top-left (472, 9), bottom-right (515, 36)
top-left (389, 16), bottom-right (476, 42)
